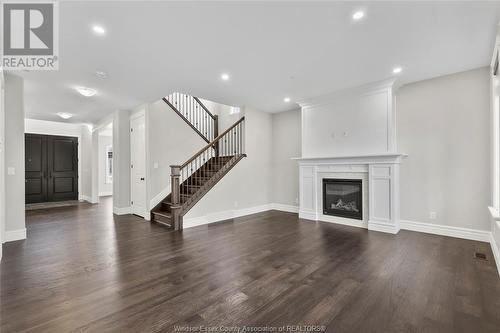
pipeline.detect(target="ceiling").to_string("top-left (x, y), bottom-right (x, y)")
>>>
top-left (12, 1), bottom-right (500, 124)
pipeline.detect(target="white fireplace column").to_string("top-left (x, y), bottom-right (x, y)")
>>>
top-left (294, 154), bottom-right (406, 234)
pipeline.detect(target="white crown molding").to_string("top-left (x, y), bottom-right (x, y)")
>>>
top-left (293, 153), bottom-right (407, 165)
top-left (296, 78), bottom-right (398, 109)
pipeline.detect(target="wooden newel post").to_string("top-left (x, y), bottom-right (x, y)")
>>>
top-left (213, 115), bottom-right (219, 157)
top-left (170, 165), bottom-right (182, 230)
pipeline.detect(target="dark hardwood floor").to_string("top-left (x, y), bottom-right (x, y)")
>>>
top-left (1, 197), bottom-right (499, 332)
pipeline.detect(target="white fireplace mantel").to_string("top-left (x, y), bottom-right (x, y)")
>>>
top-left (294, 153), bottom-right (407, 234)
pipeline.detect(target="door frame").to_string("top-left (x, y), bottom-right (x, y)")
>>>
top-left (0, 70), bottom-right (5, 256)
top-left (130, 108), bottom-right (150, 219)
top-left (24, 122), bottom-right (82, 201)
top-left (25, 133), bottom-right (79, 203)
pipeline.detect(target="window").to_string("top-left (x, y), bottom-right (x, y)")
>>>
top-left (230, 106), bottom-right (241, 115)
top-left (105, 145), bottom-right (113, 184)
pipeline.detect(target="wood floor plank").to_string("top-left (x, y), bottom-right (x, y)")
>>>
top-left (1, 197), bottom-right (499, 332)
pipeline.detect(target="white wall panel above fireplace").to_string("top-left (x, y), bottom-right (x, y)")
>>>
top-left (298, 79), bottom-right (397, 158)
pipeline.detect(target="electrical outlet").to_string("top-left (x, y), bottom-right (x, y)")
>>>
top-left (234, 201), bottom-right (239, 208)
top-left (7, 167), bottom-right (15, 175)
top-left (295, 197), bottom-right (299, 204)
top-left (429, 211), bottom-right (437, 220)
top-left (153, 162), bottom-right (159, 169)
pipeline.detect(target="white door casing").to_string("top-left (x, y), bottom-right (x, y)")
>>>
top-left (0, 70), bottom-right (4, 259)
top-left (130, 113), bottom-right (146, 217)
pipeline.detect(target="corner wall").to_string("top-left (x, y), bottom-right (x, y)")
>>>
top-left (112, 110), bottom-right (131, 213)
top-left (184, 107), bottom-right (273, 224)
top-left (98, 135), bottom-right (113, 196)
top-left (397, 67), bottom-right (490, 231)
top-left (4, 73), bottom-right (25, 240)
top-left (271, 109), bottom-right (301, 208)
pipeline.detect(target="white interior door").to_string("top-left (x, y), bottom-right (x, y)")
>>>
top-left (130, 114), bottom-right (146, 217)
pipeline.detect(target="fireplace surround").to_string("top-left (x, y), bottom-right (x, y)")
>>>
top-left (295, 154), bottom-right (406, 234)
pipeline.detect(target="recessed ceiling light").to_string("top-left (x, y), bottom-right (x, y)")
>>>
top-left (352, 11), bottom-right (365, 21)
top-left (284, 97), bottom-right (291, 103)
top-left (392, 67), bottom-right (403, 74)
top-left (57, 112), bottom-right (73, 120)
top-left (95, 70), bottom-right (107, 79)
top-left (221, 73), bottom-right (230, 81)
top-left (75, 86), bottom-right (97, 97)
top-left (92, 25), bottom-right (106, 35)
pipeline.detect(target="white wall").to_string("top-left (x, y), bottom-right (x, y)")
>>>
top-left (4, 73), bottom-right (25, 239)
top-left (184, 106), bottom-right (273, 222)
top-left (271, 109), bottom-right (301, 207)
top-left (98, 135), bottom-right (113, 196)
top-left (80, 125), bottom-right (93, 201)
top-left (112, 110), bottom-right (131, 212)
top-left (148, 99), bottom-right (206, 206)
top-left (146, 97), bottom-right (272, 222)
top-left (397, 67), bottom-right (490, 230)
top-left (300, 80), bottom-right (396, 157)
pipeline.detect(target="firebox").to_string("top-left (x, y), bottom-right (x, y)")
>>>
top-left (323, 178), bottom-right (362, 220)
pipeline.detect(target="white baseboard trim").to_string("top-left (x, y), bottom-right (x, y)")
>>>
top-left (150, 186), bottom-right (170, 210)
top-left (299, 210), bottom-right (318, 221)
top-left (270, 203), bottom-right (299, 213)
top-left (184, 204), bottom-right (272, 229)
top-left (113, 206), bottom-right (131, 215)
top-left (490, 231), bottom-right (500, 278)
top-left (368, 220), bottom-right (400, 234)
top-left (80, 195), bottom-right (98, 204)
top-left (400, 219), bottom-right (490, 242)
top-left (4, 228), bottom-right (27, 242)
top-left (99, 191), bottom-right (113, 197)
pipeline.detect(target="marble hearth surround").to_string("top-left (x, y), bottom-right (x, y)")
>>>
top-left (294, 154), bottom-right (407, 234)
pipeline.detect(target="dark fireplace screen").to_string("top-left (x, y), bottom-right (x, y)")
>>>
top-left (323, 179), bottom-right (362, 220)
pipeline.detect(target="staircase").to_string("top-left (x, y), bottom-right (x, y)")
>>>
top-left (152, 93), bottom-right (246, 230)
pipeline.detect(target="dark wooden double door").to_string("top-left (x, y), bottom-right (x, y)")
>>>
top-left (25, 134), bottom-right (78, 204)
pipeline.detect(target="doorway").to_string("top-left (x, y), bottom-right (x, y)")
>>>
top-left (25, 134), bottom-right (78, 204)
top-left (98, 123), bottom-right (113, 198)
top-left (130, 112), bottom-right (147, 217)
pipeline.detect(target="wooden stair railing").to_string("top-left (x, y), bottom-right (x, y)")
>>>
top-left (152, 116), bottom-right (246, 230)
top-left (163, 93), bottom-right (218, 143)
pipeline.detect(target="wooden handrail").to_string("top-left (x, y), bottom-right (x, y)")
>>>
top-left (193, 97), bottom-right (217, 120)
top-left (162, 97), bottom-right (211, 143)
top-left (181, 116), bottom-right (245, 168)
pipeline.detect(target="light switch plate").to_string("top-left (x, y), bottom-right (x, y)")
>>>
top-left (7, 167), bottom-right (15, 175)
top-left (153, 162), bottom-right (159, 169)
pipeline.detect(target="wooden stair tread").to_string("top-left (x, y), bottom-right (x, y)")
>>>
top-left (152, 211), bottom-right (171, 218)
